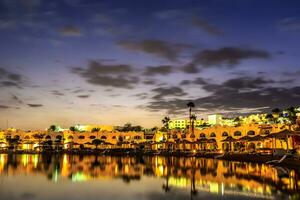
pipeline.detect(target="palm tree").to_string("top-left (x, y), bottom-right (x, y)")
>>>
top-left (190, 114), bottom-right (197, 136)
top-left (91, 127), bottom-right (100, 133)
top-left (187, 102), bottom-right (195, 133)
top-left (92, 139), bottom-right (103, 150)
top-left (162, 117), bottom-right (171, 150)
top-left (69, 126), bottom-right (76, 132)
top-left (32, 133), bottom-right (45, 150)
top-left (48, 125), bottom-right (57, 132)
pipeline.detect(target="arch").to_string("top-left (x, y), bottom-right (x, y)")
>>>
top-left (172, 134), bottom-right (178, 139)
top-left (68, 135), bottom-right (74, 140)
top-left (247, 130), bottom-right (255, 136)
top-left (56, 135), bottom-right (63, 140)
top-left (234, 131), bottom-right (242, 137)
top-left (210, 132), bottom-right (216, 138)
top-left (200, 133), bottom-right (206, 138)
top-left (14, 135), bottom-right (20, 140)
top-left (78, 135), bottom-right (85, 140)
top-left (112, 136), bottom-right (117, 139)
top-left (100, 135), bottom-right (107, 140)
top-left (190, 133), bottom-right (195, 138)
top-left (45, 135), bottom-right (51, 140)
top-left (222, 132), bottom-right (228, 137)
top-left (24, 135), bottom-right (30, 140)
top-left (89, 135), bottom-right (96, 140)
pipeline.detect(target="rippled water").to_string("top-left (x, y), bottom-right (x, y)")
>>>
top-left (0, 154), bottom-right (299, 200)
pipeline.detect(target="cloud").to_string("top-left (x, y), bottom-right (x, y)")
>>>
top-left (144, 76), bottom-right (300, 115)
top-left (151, 86), bottom-right (187, 100)
top-left (144, 65), bottom-right (174, 76)
top-left (118, 40), bottom-right (192, 61)
top-left (143, 80), bottom-right (157, 85)
top-left (192, 17), bottom-right (223, 36)
top-left (193, 47), bottom-right (271, 67)
top-left (0, 105), bottom-right (10, 109)
top-left (278, 17), bottom-right (300, 32)
top-left (0, 68), bottom-right (26, 88)
top-left (51, 90), bottom-right (65, 96)
top-left (59, 25), bottom-right (81, 36)
top-left (77, 95), bottom-right (90, 98)
top-left (27, 104), bottom-right (43, 107)
top-left (180, 77), bottom-right (208, 85)
top-left (71, 60), bottom-right (139, 89)
top-left (11, 94), bottom-right (23, 104)
top-left (180, 63), bottom-right (201, 74)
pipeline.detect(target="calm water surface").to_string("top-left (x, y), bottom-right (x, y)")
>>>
top-left (0, 154), bottom-right (299, 200)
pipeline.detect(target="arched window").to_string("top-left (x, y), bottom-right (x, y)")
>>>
top-left (56, 135), bottom-right (63, 140)
top-left (234, 131), bottom-right (242, 137)
top-left (190, 133), bottom-right (195, 138)
top-left (68, 135), bottom-right (74, 140)
top-left (14, 135), bottom-right (20, 140)
top-left (100, 136), bottom-right (107, 140)
top-left (24, 135), bottom-right (30, 140)
top-left (210, 132), bottom-right (216, 137)
top-left (200, 133), bottom-right (206, 138)
top-left (89, 135), bottom-right (96, 139)
top-left (45, 135), bottom-right (51, 140)
top-left (78, 135), bottom-right (85, 139)
top-left (247, 130), bottom-right (255, 136)
top-left (222, 132), bottom-right (228, 137)
top-left (112, 136), bottom-right (117, 139)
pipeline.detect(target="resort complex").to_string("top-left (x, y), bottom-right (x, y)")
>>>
top-left (1, 106), bottom-right (300, 157)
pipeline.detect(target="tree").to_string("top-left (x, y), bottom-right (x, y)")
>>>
top-left (186, 102), bottom-right (195, 133)
top-left (91, 127), bottom-right (100, 132)
top-left (5, 136), bottom-right (20, 150)
top-left (120, 123), bottom-right (132, 132)
top-left (162, 117), bottom-right (171, 150)
top-left (190, 114), bottom-right (197, 136)
top-left (32, 133), bottom-right (45, 150)
top-left (69, 126), bottom-right (76, 132)
top-left (265, 113), bottom-right (275, 124)
top-left (233, 117), bottom-right (241, 126)
top-left (92, 139), bottom-right (103, 150)
top-left (48, 125), bottom-right (57, 132)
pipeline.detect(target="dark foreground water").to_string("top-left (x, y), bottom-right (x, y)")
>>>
top-left (0, 154), bottom-right (299, 200)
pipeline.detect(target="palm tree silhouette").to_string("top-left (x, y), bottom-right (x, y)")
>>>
top-left (186, 102), bottom-right (195, 134)
top-left (162, 116), bottom-right (171, 150)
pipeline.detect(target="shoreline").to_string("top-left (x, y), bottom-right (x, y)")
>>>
top-left (1, 150), bottom-right (300, 170)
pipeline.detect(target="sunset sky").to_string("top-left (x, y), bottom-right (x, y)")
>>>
top-left (0, 0), bottom-right (300, 130)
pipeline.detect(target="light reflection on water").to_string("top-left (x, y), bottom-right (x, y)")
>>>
top-left (0, 154), bottom-right (299, 200)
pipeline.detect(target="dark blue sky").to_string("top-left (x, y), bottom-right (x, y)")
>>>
top-left (0, 0), bottom-right (300, 129)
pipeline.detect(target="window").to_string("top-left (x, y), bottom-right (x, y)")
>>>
top-left (234, 131), bottom-right (242, 136)
top-left (78, 135), bottom-right (85, 139)
top-left (112, 136), bottom-right (116, 139)
top-left (200, 133), bottom-right (206, 138)
top-left (100, 136), bottom-right (107, 140)
top-left (24, 136), bottom-right (30, 140)
top-left (45, 135), bottom-right (51, 140)
top-left (56, 135), bottom-right (63, 140)
top-left (89, 135), bottom-right (96, 139)
top-left (134, 136), bottom-right (141, 140)
top-left (68, 136), bottom-right (74, 140)
top-left (247, 130), bottom-right (255, 136)
top-left (222, 132), bottom-right (228, 137)
top-left (210, 132), bottom-right (216, 137)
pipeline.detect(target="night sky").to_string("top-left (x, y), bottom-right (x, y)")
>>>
top-left (0, 0), bottom-right (300, 129)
